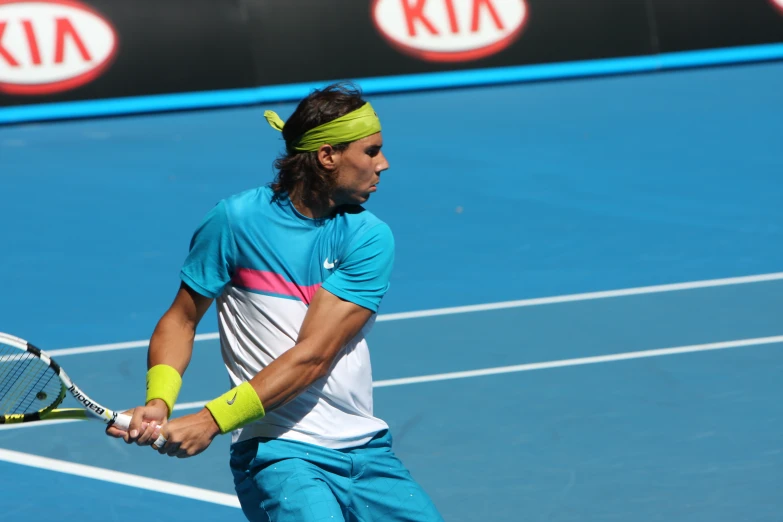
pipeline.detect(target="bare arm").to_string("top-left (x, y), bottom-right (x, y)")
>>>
top-left (249, 287), bottom-right (373, 411)
top-left (142, 282), bottom-right (213, 418)
top-left (106, 282), bottom-right (212, 443)
top-left (147, 282), bottom-right (214, 376)
top-left (157, 287), bottom-right (374, 457)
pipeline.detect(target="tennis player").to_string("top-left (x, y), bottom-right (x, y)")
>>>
top-left (106, 83), bottom-right (444, 521)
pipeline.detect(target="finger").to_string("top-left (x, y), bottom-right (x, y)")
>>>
top-left (128, 408), bottom-right (147, 442)
top-left (103, 408), bottom-right (131, 441)
top-left (164, 439), bottom-right (180, 456)
top-left (176, 444), bottom-right (205, 459)
top-left (158, 441), bottom-right (179, 456)
top-left (160, 433), bottom-right (180, 456)
top-left (104, 426), bottom-right (127, 439)
top-left (136, 421), bottom-right (159, 445)
top-left (141, 422), bottom-right (165, 446)
top-left (152, 426), bottom-right (169, 453)
top-left (176, 448), bottom-right (191, 459)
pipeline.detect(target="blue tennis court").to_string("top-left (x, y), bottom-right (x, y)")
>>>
top-left (1, 61), bottom-right (782, 521)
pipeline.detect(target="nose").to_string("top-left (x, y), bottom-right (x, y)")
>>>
top-left (376, 151), bottom-right (390, 173)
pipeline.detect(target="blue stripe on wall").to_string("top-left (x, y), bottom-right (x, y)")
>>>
top-left (2, 43), bottom-right (783, 125)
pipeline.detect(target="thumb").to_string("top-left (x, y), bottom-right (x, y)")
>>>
top-left (105, 408), bottom-right (134, 438)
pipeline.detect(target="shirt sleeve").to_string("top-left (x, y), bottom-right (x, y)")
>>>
top-left (180, 200), bottom-right (237, 299)
top-left (321, 223), bottom-right (395, 313)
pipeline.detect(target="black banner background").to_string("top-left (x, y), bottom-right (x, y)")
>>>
top-left (652, 0), bottom-right (783, 52)
top-left (246, 0), bottom-right (653, 86)
top-left (1, 0), bottom-right (782, 109)
top-left (0, 0), bottom-right (255, 107)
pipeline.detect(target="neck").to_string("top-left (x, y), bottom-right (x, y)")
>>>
top-left (289, 188), bottom-right (336, 219)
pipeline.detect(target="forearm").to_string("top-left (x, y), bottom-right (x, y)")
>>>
top-left (128, 285), bottom-right (209, 430)
top-left (197, 339), bottom-right (331, 437)
top-left (248, 340), bottom-right (331, 412)
top-left (202, 289), bottom-right (370, 435)
top-left (147, 311), bottom-right (196, 375)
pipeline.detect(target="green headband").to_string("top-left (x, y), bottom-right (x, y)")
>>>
top-left (264, 102), bottom-right (382, 152)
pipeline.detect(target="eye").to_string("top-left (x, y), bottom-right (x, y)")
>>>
top-left (366, 146), bottom-right (381, 158)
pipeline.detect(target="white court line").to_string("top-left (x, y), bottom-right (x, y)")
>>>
top-left (371, 335), bottom-right (783, 387)
top-left (6, 333), bottom-right (781, 433)
top-left (375, 271), bottom-right (783, 322)
top-left (1, 334), bottom-right (781, 506)
top-left (47, 332), bottom-right (221, 357)
top-left (45, 271), bottom-right (783, 357)
top-left (0, 448), bottom-right (241, 508)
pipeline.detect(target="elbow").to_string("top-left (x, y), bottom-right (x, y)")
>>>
top-left (158, 308), bottom-right (197, 337)
top-left (294, 346), bottom-right (337, 382)
top-left (306, 357), bottom-right (334, 382)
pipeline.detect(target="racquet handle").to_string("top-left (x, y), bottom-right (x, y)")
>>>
top-left (113, 413), bottom-right (132, 431)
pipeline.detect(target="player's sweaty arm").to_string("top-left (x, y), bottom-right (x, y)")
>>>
top-left (141, 282), bottom-right (213, 419)
top-left (147, 282), bottom-right (213, 376)
top-left (107, 282), bottom-right (212, 443)
top-left (150, 287), bottom-right (374, 457)
top-left (249, 287), bottom-right (373, 412)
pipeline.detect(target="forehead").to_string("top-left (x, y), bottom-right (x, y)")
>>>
top-left (347, 132), bottom-right (383, 150)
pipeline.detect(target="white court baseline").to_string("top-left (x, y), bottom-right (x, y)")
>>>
top-left (46, 271), bottom-right (783, 358)
top-left (2, 334), bottom-right (782, 433)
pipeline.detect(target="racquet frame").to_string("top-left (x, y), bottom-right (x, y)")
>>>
top-left (0, 332), bottom-right (130, 429)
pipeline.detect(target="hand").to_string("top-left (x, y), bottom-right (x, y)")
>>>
top-left (105, 399), bottom-right (169, 446)
top-left (154, 408), bottom-right (220, 458)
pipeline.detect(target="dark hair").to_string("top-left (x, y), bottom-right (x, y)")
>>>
top-left (271, 82), bottom-right (367, 208)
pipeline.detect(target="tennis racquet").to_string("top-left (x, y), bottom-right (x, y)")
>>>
top-left (0, 331), bottom-right (131, 430)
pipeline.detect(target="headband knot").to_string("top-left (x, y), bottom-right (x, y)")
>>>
top-left (263, 110), bottom-right (286, 132)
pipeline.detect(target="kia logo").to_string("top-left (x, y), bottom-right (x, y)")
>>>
top-left (372, 0), bottom-right (528, 62)
top-left (0, 0), bottom-right (117, 95)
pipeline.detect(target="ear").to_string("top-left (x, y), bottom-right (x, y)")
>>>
top-left (317, 144), bottom-right (340, 171)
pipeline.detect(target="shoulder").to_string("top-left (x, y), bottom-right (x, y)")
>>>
top-left (335, 206), bottom-right (394, 248)
top-left (220, 186), bottom-right (274, 224)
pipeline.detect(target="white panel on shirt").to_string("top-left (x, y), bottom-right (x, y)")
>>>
top-left (214, 285), bottom-right (388, 449)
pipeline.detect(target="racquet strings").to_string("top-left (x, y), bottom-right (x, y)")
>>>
top-left (0, 342), bottom-right (62, 415)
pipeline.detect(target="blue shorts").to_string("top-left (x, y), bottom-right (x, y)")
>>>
top-left (229, 430), bottom-right (444, 522)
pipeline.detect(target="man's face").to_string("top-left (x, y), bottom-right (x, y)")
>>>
top-left (330, 132), bottom-right (389, 206)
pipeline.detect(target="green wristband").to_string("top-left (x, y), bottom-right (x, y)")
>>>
top-left (205, 381), bottom-right (265, 434)
top-left (145, 364), bottom-right (182, 418)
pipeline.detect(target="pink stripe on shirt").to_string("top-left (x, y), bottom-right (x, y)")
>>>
top-left (232, 268), bottom-right (321, 304)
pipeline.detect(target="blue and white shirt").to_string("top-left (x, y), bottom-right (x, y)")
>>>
top-left (180, 186), bottom-right (394, 449)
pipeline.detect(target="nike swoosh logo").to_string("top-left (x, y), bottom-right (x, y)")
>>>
top-left (226, 391), bottom-right (238, 406)
top-left (323, 257), bottom-right (338, 270)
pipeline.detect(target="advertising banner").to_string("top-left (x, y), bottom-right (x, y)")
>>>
top-left (0, 0), bottom-right (255, 107)
top-left (246, 0), bottom-right (654, 85)
top-left (1, 0), bottom-right (782, 120)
